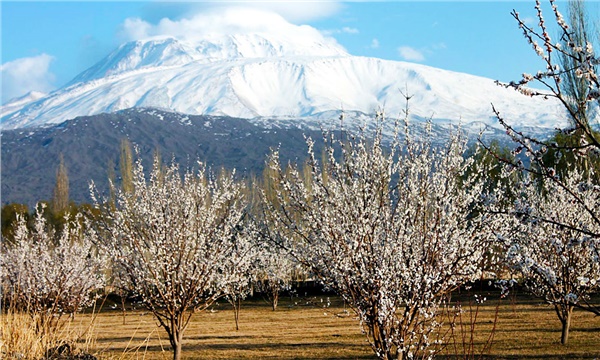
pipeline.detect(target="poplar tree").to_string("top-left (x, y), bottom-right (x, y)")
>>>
top-left (483, 0), bottom-right (600, 340)
top-left (51, 154), bottom-right (69, 215)
top-left (119, 138), bottom-right (134, 194)
top-left (559, 0), bottom-right (598, 130)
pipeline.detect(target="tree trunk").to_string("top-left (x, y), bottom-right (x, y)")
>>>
top-left (560, 306), bottom-right (573, 345)
top-left (369, 318), bottom-right (396, 360)
top-left (173, 338), bottom-right (182, 360)
top-left (272, 291), bottom-right (279, 311)
top-left (166, 316), bottom-right (185, 360)
top-left (121, 293), bottom-right (127, 325)
top-left (233, 297), bottom-right (241, 331)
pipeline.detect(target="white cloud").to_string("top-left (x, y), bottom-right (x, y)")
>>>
top-left (370, 38), bottom-right (380, 49)
top-left (121, 17), bottom-right (153, 41)
top-left (521, 16), bottom-right (536, 26)
top-left (118, 6), bottom-right (347, 56)
top-left (120, 7), bottom-right (319, 41)
top-left (322, 26), bottom-right (359, 36)
top-left (129, 0), bottom-right (343, 29)
top-left (398, 46), bottom-right (425, 62)
top-left (238, 1), bottom-right (342, 23)
top-left (341, 27), bottom-right (359, 34)
top-left (1, 54), bottom-right (55, 103)
top-left (135, 1), bottom-right (341, 25)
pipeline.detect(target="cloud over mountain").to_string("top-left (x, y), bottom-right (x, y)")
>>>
top-left (119, 6), bottom-right (345, 53)
top-left (0, 4), bottom-right (567, 132)
top-left (398, 46), bottom-right (425, 62)
top-left (1, 54), bottom-right (55, 103)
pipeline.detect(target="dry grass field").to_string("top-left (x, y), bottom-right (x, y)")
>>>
top-left (91, 297), bottom-right (372, 360)
top-left (84, 294), bottom-right (600, 359)
top-left (3, 293), bottom-right (599, 359)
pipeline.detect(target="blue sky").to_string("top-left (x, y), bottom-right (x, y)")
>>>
top-left (2, 1), bottom-right (598, 103)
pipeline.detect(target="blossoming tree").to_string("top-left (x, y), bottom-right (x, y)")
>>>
top-left (1, 205), bottom-right (105, 334)
top-left (93, 155), bottom-right (251, 360)
top-left (253, 238), bottom-right (298, 311)
top-left (220, 219), bottom-right (257, 331)
top-left (480, 0), bottom-right (600, 335)
top-left (497, 171), bottom-right (600, 344)
top-left (262, 116), bottom-right (495, 360)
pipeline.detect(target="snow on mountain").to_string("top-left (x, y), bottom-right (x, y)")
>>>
top-left (1, 91), bottom-right (47, 118)
top-left (68, 32), bottom-right (347, 86)
top-left (1, 33), bottom-right (566, 131)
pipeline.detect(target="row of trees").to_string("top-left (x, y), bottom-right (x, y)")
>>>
top-left (1, 1), bottom-right (599, 359)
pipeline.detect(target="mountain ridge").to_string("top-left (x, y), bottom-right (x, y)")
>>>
top-left (2, 107), bottom-right (514, 207)
top-left (1, 35), bottom-right (567, 131)
top-left (0, 108), bottom-right (328, 207)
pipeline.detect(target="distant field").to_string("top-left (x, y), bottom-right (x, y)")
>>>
top-left (67, 294), bottom-right (600, 359)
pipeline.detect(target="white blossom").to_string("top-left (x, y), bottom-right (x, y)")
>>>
top-left (263, 122), bottom-right (494, 359)
top-left (93, 156), bottom-right (251, 360)
top-left (1, 205), bottom-right (105, 333)
top-left (495, 170), bottom-right (600, 344)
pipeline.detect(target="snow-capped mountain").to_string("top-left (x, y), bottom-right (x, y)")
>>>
top-left (1, 34), bottom-right (566, 131)
top-left (1, 91), bottom-right (48, 119)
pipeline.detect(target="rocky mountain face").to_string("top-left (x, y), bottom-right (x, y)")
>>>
top-left (1, 108), bottom-right (326, 207)
top-left (2, 106), bottom-right (510, 207)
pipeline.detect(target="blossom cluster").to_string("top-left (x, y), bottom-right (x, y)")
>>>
top-left (1, 205), bottom-right (105, 326)
top-left (263, 117), bottom-right (495, 359)
top-left (498, 171), bottom-right (600, 313)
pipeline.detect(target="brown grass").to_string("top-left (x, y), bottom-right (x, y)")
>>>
top-left (437, 296), bottom-right (600, 359)
top-left (5, 294), bottom-right (599, 360)
top-left (90, 297), bottom-right (372, 360)
top-left (0, 306), bottom-right (99, 359)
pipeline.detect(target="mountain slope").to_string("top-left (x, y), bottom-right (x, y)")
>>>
top-left (1, 36), bottom-right (566, 131)
top-left (2, 107), bottom-right (510, 207)
top-left (1, 91), bottom-right (47, 118)
top-left (1, 108), bottom-right (329, 206)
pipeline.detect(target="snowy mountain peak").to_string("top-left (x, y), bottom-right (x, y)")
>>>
top-left (191, 32), bottom-right (348, 60)
top-left (69, 31), bottom-right (348, 85)
top-left (0, 5), bottom-right (567, 132)
top-left (69, 38), bottom-right (196, 84)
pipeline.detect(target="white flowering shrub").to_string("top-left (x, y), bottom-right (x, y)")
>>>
top-left (253, 239), bottom-right (299, 311)
top-left (92, 155), bottom-right (250, 360)
top-left (495, 170), bottom-right (600, 344)
top-left (1, 205), bottom-right (105, 334)
top-left (220, 218), bottom-right (257, 331)
top-left (263, 117), bottom-right (495, 360)
top-left (480, 1), bottom-right (600, 341)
